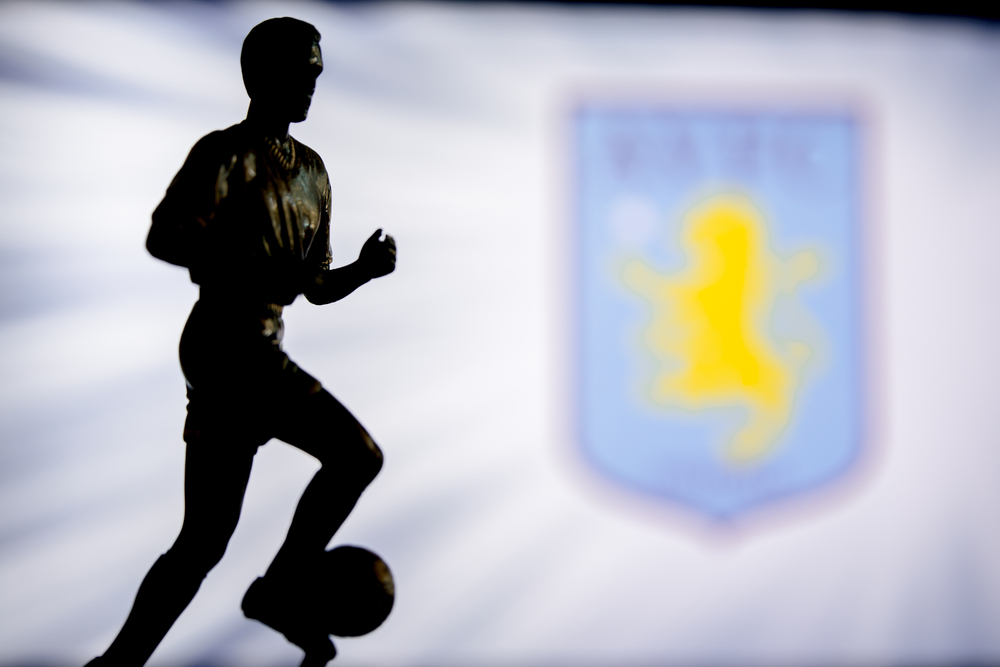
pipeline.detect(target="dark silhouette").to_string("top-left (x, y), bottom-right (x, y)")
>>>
top-left (85, 17), bottom-right (395, 667)
top-left (244, 547), bottom-right (395, 651)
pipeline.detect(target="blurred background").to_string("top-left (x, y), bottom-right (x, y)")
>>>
top-left (1, 1), bottom-right (998, 666)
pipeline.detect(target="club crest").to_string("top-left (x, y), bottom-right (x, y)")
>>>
top-left (574, 104), bottom-right (865, 520)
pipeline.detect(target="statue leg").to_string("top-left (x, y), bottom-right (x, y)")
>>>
top-left (267, 389), bottom-right (383, 577)
top-left (240, 389), bottom-right (382, 664)
top-left (98, 433), bottom-right (257, 667)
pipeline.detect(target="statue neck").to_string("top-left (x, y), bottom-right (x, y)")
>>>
top-left (245, 101), bottom-right (290, 142)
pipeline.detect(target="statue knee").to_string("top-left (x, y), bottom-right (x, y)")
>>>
top-left (321, 425), bottom-right (382, 487)
top-left (167, 534), bottom-right (231, 580)
top-left (198, 541), bottom-right (230, 574)
top-left (358, 426), bottom-right (384, 484)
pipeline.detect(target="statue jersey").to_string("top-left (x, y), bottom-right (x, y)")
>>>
top-left (154, 122), bottom-right (333, 301)
top-left (149, 123), bottom-right (333, 394)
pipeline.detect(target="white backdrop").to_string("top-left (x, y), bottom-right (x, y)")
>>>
top-left (1, 2), bottom-right (999, 666)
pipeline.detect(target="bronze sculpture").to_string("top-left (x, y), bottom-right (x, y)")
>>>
top-left (86, 17), bottom-right (395, 667)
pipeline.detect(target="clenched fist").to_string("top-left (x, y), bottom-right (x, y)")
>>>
top-left (358, 229), bottom-right (396, 279)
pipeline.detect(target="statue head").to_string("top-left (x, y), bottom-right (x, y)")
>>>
top-left (241, 17), bottom-right (322, 124)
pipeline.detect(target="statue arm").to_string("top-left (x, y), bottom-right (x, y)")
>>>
top-left (302, 260), bottom-right (372, 305)
top-left (303, 229), bottom-right (395, 305)
top-left (146, 132), bottom-right (229, 270)
top-left (147, 198), bottom-right (204, 268)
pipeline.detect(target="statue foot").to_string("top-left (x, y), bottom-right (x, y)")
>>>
top-left (243, 576), bottom-right (336, 664)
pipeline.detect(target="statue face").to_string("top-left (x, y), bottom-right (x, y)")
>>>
top-left (257, 40), bottom-right (323, 124)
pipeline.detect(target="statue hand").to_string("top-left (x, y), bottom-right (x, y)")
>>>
top-left (358, 229), bottom-right (396, 279)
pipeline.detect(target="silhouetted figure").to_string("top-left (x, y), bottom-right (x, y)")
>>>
top-left (86, 17), bottom-right (395, 667)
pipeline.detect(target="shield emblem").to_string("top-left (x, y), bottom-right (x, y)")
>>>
top-left (575, 103), bottom-right (865, 520)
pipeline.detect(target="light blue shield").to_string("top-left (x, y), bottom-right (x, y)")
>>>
top-left (575, 105), bottom-right (864, 520)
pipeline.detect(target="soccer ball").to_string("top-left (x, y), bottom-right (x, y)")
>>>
top-left (321, 546), bottom-right (394, 637)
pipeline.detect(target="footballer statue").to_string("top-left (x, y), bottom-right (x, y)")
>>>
top-left (85, 17), bottom-right (395, 667)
